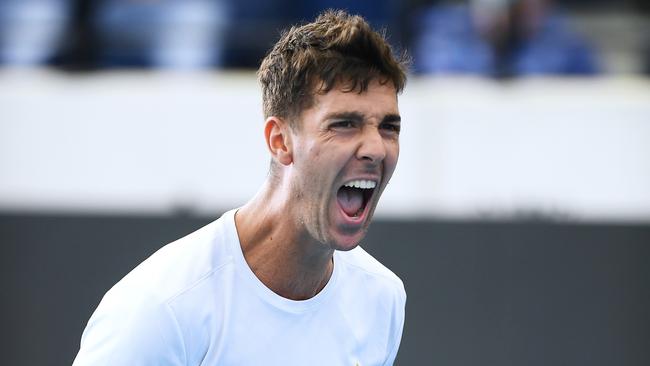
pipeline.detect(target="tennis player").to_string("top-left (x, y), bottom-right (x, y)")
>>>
top-left (73, 10), bottom-right (408, 365)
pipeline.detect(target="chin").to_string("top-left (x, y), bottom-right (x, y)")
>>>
top-left (328, 229), bottom-right (367, 251)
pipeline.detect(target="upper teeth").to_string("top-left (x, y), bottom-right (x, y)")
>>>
top-left (344, 180), bottom-right (376, 189)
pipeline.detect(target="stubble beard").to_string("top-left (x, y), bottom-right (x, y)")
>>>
top-left (290, 175), bottom-right (331, 249)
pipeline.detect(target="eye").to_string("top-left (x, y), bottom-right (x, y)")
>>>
top-left (330, 120), bottom-right (356, 129)
top-left (380, 122), bottom-right (401, 134)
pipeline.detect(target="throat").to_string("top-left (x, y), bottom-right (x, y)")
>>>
top-left (248, 243), bottom-right (334, 300)
top-left (235, 187), bottom-right (335, 300)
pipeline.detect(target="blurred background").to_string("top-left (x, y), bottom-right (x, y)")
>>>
top-left (1, 0), bottom-right (649, 365)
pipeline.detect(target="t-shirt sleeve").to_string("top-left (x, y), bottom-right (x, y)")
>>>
top-left (382, 279), bottom-right (407, 366)
top-left (72, 291), bottom-right (186, 366)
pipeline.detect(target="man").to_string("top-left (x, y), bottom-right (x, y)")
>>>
top-left (73, 10), bottom-right (408, 365)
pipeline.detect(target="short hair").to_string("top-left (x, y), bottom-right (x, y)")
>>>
top-left (258, 9), bottom-right (408, 126)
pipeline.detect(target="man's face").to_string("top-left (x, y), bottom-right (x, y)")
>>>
top-left (288, 79), bottom-right (400, 251)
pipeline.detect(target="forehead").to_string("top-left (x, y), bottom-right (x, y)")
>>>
top-left (306, 80), bottom-right (399, 120)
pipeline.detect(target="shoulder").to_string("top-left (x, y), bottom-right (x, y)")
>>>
top-left (74, 287), bottom-right (186, 365)
top-left (109, 211), bottom-right (236, 302)
top-left (336, 246), bottom-right (406, 302)
top-left (74, 211), bottom-right (240, 365)
top-left (72, 233), bottom-right (210, 366)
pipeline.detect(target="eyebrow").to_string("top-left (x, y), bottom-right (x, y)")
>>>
top-left (325, 112), bottom-right (401, 123)
top-left (382, 114), bottom-right (401, 124)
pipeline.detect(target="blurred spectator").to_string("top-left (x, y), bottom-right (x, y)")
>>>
top-left (50, 0), bottom-right (98, 70)
top-left (412, 0), bottom-right (600, 77)
top-left (297, 0), bottom-right (401, 36)
top-left (219, 0), bottom-right (296, 68)
top-left (0, 0), bottom-right (70, 66)
top-left (220, 0), bottom-right (404, 69)
top-left (91, 0), bottom-right (228, 69)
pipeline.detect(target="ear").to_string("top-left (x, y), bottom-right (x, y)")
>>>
top-left (264, 116), bottom-right (293, 166)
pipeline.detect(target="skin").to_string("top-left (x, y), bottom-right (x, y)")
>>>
top-left (235, 79), bottom-right (400, 301)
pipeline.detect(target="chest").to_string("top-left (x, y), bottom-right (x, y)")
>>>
top-left (183, 291), bottom-right (392, 366)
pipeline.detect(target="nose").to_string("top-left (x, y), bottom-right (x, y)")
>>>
top-left (356, 126), bottom-right (386, 164)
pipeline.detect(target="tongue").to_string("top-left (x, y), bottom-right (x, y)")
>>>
top-left (337, 187), bottom-right (364, 217)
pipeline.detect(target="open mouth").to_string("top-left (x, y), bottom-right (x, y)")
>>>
top-left (336, 179), bottom-right (377, 219)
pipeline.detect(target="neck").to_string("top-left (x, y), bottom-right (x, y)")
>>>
top-left (234, 181), bottom-right (334, 300)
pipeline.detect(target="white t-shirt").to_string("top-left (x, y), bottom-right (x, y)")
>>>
top-left (73, 209), bottom-right (406, 366)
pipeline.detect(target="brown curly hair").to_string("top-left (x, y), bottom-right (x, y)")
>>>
top-left (257, 9), bottom-right (408, 127)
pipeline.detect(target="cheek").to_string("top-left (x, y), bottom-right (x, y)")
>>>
top-left (385, 142), bottom-right (399, 176)
top-left (297, 146), bottom-right (330, 192)
top-left (393, 141), bottom-right (400, 161)
top-left (307, 141), bottom-right (347, 173)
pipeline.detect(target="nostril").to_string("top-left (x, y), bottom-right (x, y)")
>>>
top-left (359, 146), bottom-right (386, 163)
